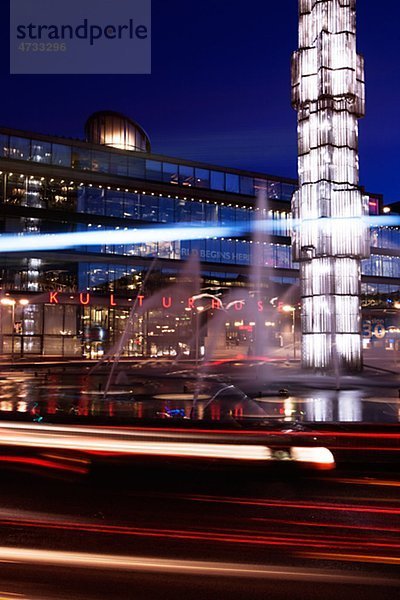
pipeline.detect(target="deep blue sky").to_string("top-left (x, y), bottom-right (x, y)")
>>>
top-left (1, 1), bottom-right (399, 202)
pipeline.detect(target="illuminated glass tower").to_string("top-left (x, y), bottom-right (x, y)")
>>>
top-left (291, 0), bottom-right (370, 371)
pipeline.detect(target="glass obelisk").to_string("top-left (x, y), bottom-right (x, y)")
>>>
top-left (291, 0), bottom-right (370, 371)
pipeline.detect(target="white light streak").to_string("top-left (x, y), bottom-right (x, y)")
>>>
top-left (290, 447), bottom-right (335, 465)
top-left (0, 547), bottom-right (391, 584)
top-left (0, 424), bottom-right (272, 461)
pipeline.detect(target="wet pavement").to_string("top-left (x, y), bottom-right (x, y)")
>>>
top-left (0, 361), bottom-right (398, 426)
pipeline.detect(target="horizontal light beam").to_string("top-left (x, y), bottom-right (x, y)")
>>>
top-left (0, 216), bottom-right (396, 254)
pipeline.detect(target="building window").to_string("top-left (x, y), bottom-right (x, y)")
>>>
top-left (91, 150), bottom-right (109, 173)
top-left (240, 176), bottom-right (254, 196)
top-left (146, 160), bottom-right (162, 181)
top-left (128, 156), bottom-right (146, 179)
top-left (110, 153), bottom-right (128, 177)
top-left (226, 173), bottom-right (239, 194)
top-left (52, 143), bottom-right (71, 167)
top-left (179, 165), bottom-right (194, 187)
top-left (211, 171), bottom-right (225, 191)
top-left (72, 147), bottom-right (91, 170)
top-left (195, 168), bottom-right (210, 189)
top-left (162, 163), bottom-right (179, 185)
top-left (9, 136), bottom-right (30, 160)
top-left (30, 140), bottom-right (52, 164)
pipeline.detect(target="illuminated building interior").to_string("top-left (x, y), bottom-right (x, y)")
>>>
top-left (85, 111), bottom-right (151, 153)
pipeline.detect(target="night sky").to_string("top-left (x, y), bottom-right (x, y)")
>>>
top-left (0, 1), bottom-right (399, 202)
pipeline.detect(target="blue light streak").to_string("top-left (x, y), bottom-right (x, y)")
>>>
top-left (0, 225), bottom-right (237, 253)
top-left (0, 216), bottom-right (397, 253)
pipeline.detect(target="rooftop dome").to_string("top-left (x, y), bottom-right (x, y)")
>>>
top-left (85, 111), bottom-right (151, 153)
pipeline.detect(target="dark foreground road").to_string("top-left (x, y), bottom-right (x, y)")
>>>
top-left (0, 458), bottom-right (399, 599)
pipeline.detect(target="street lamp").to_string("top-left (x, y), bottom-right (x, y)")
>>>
top-left (282, 305), bottom-right (296, 360)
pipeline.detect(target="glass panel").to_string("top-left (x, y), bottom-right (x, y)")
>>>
top-left (9, 136), bottom-right (30, 160)
top-left (236, 206), bottom-right (249, 226)
top-left (110, 153), bottom-right (128, 176)
top-left (52, 143), bottom-right (71, 167)
top-left (205, 203), bottom-right (219, 223)
top-left (43, 337), bottom-right (63, 356)
top-left (191, 202), bottom-right (206, 224)
top-left (145, 160), bottom-right (162, 181)
top-left (124, 192), bottom-right (141, 219)
top-left (89, 264), bottom-right (109, 288)
top-left (240, 176), bottom-right (254, 196)
top-left (267, 180), bottom-right (282, 199)
top-left (91, 150), bottom-right (109, 173)
top-left (281, 183), bottom-right (296, 201)
top-left (211, 171), bottom-right (225, 191)
top-left (22, 304), bottom-right (42, 335)
top-left (159, 197), bottom-right (175, 222)
top-left (80, 188), bottom-right (105, 215)
top-left (64, 305), bottom-right (77, 335)
top-left (72, 147), bottom-right (91, 170)
top-left (158, 241), bottom-right (175, 259)
top-left (221, 206), bottom-right (236, 225)
top-left (221, 239), bottom-right (236, 264)
top-left (205, 239), bottom-right (221, 262)
top-left (143, 242), bottom-right (158, 256)
top-left (176, 199), bottom-right (191, 222)
top-left (141, 195), bottom-right (159, 221)
top-left (162, 163), bottom-right (179, 185)
top-left (128, 156), bottom-right (146, 179)
top-left (195, 168), bottom-right (210, 189)
top-left (236, 241), bottom-right (250, 265)
top-left (63, 338), bottom-right (81, 357)
top-left (30, 139), bottom-right (52, 164)
top-left (179, 165), bottom-right (194, 187)
top-left (0, 134), bottom-right (9, 158)
top-left (44, 304), bottom-right (64, 334)
top-left (181, 241), bottom-right (191, 259)
top-left (226, 173), bottom-right (239, 193)
top-left (105, 190), bottom-right (124, 218)
top-left (23, 337), bottom-right (41, 354)
top-left (173, 240), bottom-right (181, 259)
top-left (190, 240), bottom-right (205, 260)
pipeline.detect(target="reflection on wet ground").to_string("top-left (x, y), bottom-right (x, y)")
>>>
top-left (0, 364), bottom-right (399, 426)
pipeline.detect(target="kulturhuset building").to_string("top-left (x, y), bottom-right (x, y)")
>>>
top-left (0, 111), bottom-right (397, 360)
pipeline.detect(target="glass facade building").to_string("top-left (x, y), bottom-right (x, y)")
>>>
top-left (0, 113), bottom-right (398, 359)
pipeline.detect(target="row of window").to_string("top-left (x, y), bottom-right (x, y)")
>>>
top-left (0, 132), bottom-right (297, 199)
top-left (78, 264), bottom-right (245, 292)
top-left (79, 188), bottom-right (253, 224)
top-left (361, 283), bottom-right (400, 295)
top-left (371, 228), bottom-right (400, 250)
top-left (362, 255), bottom-right (400, 279)
top-left (75, 237), bottom-right (295, 270)
top-left (2, 176), bottom-right (295, 231)
top-left (76, 249), bottom-right (397, 278)
top-left (0, 174), bottom-right (384, 243)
